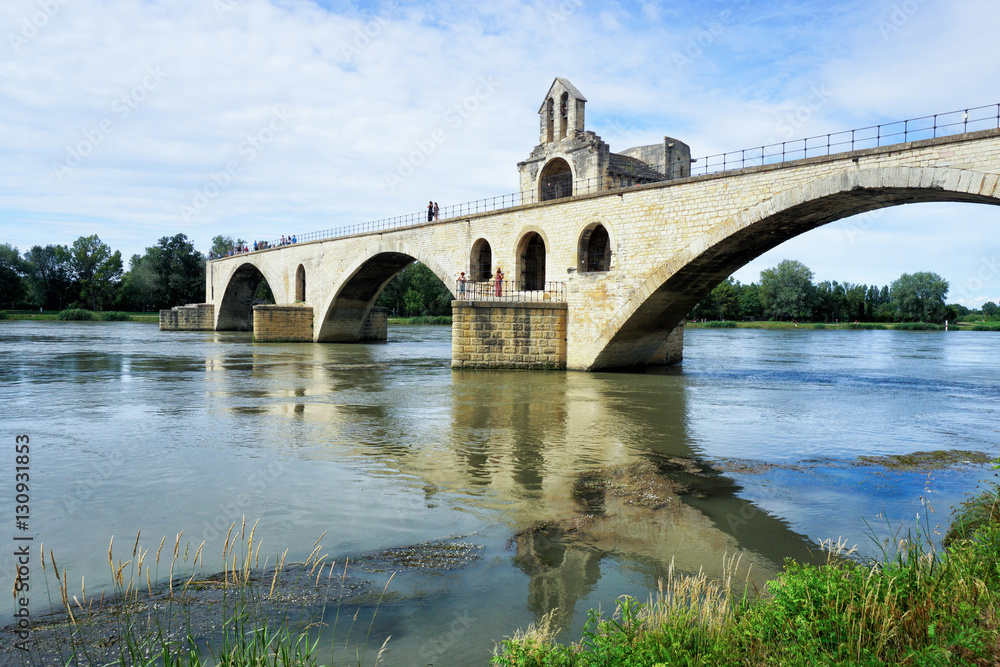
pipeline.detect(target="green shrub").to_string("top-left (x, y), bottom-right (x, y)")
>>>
top-left (391, 315), bottom-right (452, 325)
top-left (57, 308), bottom-right (96, 320)
top-left (703, 320), bottom-right (737, 328)
top-left (812, 323), bottom-right (826, 329)
top-left (893, 321), bottom-right (942, 331)
top-left (99, 311), bottom-right (133, 321)
top-left (0, 310), bottom-right (6, 319)
top-left (845, 322), bottom-right (886, 330)
top-left (973, 324), bottom-right (1000, 331)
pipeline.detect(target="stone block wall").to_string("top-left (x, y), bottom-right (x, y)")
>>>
top-left (360, 307), bottom-right (388, 341)
top-left (252, 305), bottom-right (313, 342)
top-left (160, 303), bottom-right (215, 330)
top-left (452, 301), bottom-right (567, 369)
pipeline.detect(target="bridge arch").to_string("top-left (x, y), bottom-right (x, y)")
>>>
top-left (216, 260), bottom-right (279, 331)
top-left (295, 264), bottom-right (306, 302)
top-left (591, 165), bottom-right (1000, 369)
top-left (315, 240), bottom-right (455, 342)
top-left (470, 237), bottom-right (494, 282)
top-left (539, 157), bottom-right (573, 201)
top-left (577, 216), bottom-right (614, 273)
top-left (516, 226), bottom-right (550, 291)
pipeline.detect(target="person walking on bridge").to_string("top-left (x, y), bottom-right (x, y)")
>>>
top-left (494, 267), bottom-right (503, 297)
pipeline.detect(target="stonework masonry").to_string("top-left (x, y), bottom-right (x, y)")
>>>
top-left (452, 301), bottom-right (568, 369)
top-left (160, 303), bottom-right (215, 330)
top-left (252, 305), bottom-right (313, 342)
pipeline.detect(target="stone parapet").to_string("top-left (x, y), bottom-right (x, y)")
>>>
top-left (160, 303), bottom-right (215, 331)
top-left (452, 301), bottom-right (567, 369)
top-left (252, 305), bottom-right (313, 342)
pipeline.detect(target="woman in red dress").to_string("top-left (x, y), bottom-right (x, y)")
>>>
top-left (494, 268), bottom-right (503, 297)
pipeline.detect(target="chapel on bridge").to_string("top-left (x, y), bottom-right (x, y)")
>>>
top-left (517, 78), bottom-right (692, 203)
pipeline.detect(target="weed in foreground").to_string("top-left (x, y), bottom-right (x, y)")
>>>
top-left (16, 518), bottom-right (393, 666)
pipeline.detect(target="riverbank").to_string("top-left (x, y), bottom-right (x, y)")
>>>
top-left (1, 309), bottom-right (159, 322)
top-left (493, 479), bottom-right (1000, 666)
top-left (686, 319), bottom-right (1000, 331)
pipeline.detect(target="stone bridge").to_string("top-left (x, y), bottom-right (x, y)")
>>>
top-left (190, 125), bottom-right (1000, 371)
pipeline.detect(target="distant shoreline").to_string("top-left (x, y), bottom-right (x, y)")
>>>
top-left (685, 320), bottom-right (999, 331)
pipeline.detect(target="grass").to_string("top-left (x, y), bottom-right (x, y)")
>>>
top-left (893, 321), bottom-right (944, 331)
top-left (5, 309), bottom-right (159, 322)
top-left (493, 483), bottom-right (1000, 666)
top-left (973, 323), bottom-right (1000, 331)
top-left (21, 518), bottom-right (394, 666)
top-left (701, 320), bottom-right (738, 328)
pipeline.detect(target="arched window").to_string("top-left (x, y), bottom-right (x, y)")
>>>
top-left (580, 224), bottom-right (611, 272)
top-left (539, 158), bottom-right (572, 202)
top-left (519, 233), bottom-right (546, 291)
top-left (470, 239), bottom-right (492, 282)
top-left (295, 264), bottom-right (306, 301)
top-left (545, 98), bottom-right (554, 144)
top-left (559, 92), bottom-right (569, 140)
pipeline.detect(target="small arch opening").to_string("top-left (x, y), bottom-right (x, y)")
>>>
top-left (470, 239), bottom-right (492, 282)
top-left (539, 158), bottom-right (572, 202)
top-left (559, 91), bottom-right (569, 140)
top-left (545, 98), bottom-right (554, 144)
top-left (580, 224), bottom-right (611, 272)
top-left (295, 264), bottom-right (306, 302)
top-left (519, 232), bottom-right (547, 291)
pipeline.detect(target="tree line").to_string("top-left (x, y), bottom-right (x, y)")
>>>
top-left (690, 259), bottom-right (995, 323)
top-left (0, 234), bottom-right (205, 312)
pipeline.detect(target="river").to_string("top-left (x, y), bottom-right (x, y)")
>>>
top-left (1, 322), bottom-right (998, 665)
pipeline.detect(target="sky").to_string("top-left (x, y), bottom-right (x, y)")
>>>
top-left (1, 0), bottom-right (998, 307)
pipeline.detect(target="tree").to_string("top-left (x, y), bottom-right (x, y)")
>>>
top-left (22, 244), bottom-right (75, 309)
top-left (69, 235), bottom-right (123, 310)
top-left (210, 235), bottom-right (247, 258)
top-left (375, 262), bottom-right (452, 316)
top-left (0, 243), bottom-right (25, 308)
top-left (983, 301), bottom-right (999, 320)
top-left (117, 254), bottom-right (159, 312)
top-left (738, 282), bottom-right (763, 320)
top-left (890, 271), bottom-right (949, 322)
top-left (759, 260), bottom-right (815, 320)
top-left (145, 234), bottom-right (205, 308)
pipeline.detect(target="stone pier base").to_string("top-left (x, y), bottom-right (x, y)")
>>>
top-left (160, 303), bottom-right (215, 330)
top-left (360, 307), bottom-right (388, 341)
top-left (452, 301), bottom-right (568, 369)
top-left (252, 305), bottom-right (314, 342)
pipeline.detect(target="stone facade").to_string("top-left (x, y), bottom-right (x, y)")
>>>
top-left (517, 78), bottom-right (691, 203)
top-left (452, 301), bottom-right (568, 369)
top-left (360, 306), bottom-right (388, 341)
top-left (252, 305), bottom-right (313, 342)
top-left (159, 303), bottom-right (215, 330)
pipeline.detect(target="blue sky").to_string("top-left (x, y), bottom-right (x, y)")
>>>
top-left (1, 0), bottom-right (998, 306)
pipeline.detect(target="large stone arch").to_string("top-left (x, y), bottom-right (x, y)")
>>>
top-left (589, 165), bottom-right (1000, 369)
top-left (315, 240), bottom-right (455, 342)
top-left (539, 157), bottom-right (574, 201)
top-left (216, 260), bottom-right (280, 331)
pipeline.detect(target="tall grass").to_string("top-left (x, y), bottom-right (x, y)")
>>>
top-left (702, 320), bottom-right (738, 328)
top-left (845, 322), bottom-right (886, 330)
top-left (494, 484), bottom-right (1000, 666)
top-left (893, 321), bottom-right (943, 330)
top-left (99, 311), bottom-right (134, 321)
top-left (26, 518), bottom-right (393, 666)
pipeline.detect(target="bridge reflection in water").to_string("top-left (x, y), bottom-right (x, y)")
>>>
top-left (201, 332), bottom-right (822, 627)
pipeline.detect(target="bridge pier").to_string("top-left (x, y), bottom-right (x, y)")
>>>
top-left (452, 301), bottom-right (568, 370)
top-left (159, 303), bottom-right (215, 331)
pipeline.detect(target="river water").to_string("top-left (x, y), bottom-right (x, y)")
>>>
top-left (2, 322), bottom-right (998, 665)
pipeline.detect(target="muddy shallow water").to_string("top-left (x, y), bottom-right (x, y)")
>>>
top-left (2, 323), bottom-right (998, 665)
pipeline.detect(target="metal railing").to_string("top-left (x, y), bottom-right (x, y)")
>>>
top-left (455, 280), bottom-right (566, 302)
top-left (210, 102), bottom-right (999, 260)
top-left (690, 102), bottom-right (1000, 176)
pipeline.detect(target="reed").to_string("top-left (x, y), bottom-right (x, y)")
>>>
top-left (28, 518), bottom-right (394, 666)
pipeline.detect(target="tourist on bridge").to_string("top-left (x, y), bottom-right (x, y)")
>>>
top-left (494, 267), bottom-right (503, 297)
top-left (427, 201), bottom-right (434, 222)
top-left (457, 271), bottom-right (467, 298)
top-left (433, 202), bottom-right (439, 220)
